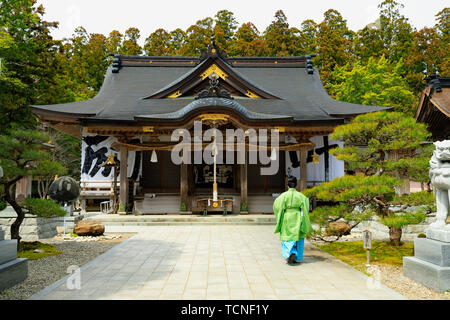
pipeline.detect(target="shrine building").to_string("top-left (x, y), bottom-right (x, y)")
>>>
top-left (31, 42), bottom-right (388, 215)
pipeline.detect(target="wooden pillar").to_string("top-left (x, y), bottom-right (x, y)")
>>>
top-left (298, 150), bottom-right (308, 191)
top-left (389, 150), bottom-right (410, 196)
top-left (240, 152), bottom-right (248, 214)
top-left (180, 163), bottom-right (190, 213)
top-left (119, 147), bottom-right (128, 214)
top-left (15, 176), bottom-right (32, 203)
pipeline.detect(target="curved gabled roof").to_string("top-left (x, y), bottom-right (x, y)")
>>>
top-left (135, 97), bottom-right (292, 122)
top-left (32, 44), bottom-right (391, 128)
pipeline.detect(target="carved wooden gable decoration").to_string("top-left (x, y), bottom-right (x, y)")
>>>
top-left (143, 41), bottom-right (280, 100)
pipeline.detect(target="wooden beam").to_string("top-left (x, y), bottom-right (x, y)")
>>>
top-left (119, 147), bottom-right (129, 214)
top-left (298, 150), bottom-right (308, 191)
top-left (180, 163), bottom-right (189, 212)
top-left (240, 152), bottom-right (248, 214)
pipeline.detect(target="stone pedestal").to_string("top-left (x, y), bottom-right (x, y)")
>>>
top-left (0, 227), bottom-right (28, 291)
top-left (403, 234), bottom-right (450, 292)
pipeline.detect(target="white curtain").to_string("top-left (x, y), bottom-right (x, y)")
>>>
top-left (80, 133), bottom-right (141, 181)
top-left (285, 135), bottom-right (344, 185)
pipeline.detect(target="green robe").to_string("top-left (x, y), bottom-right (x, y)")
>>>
top-left (273, 188), bottom-right (313, 241)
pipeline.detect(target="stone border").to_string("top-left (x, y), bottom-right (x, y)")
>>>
top-left (0, 209), bottom-right (84, 241)
top-left (28, 233), bottom-right (137, 300)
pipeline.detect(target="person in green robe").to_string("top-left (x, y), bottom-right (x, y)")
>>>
top-left (273, 176), bottom-right (313, 265)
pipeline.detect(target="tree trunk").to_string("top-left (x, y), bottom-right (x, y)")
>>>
top-left (37, 179), bottom-right (43, 199)
top-left (4, 182), bottom-right (25, 251)
top-left (389, 226), bottom-right (402, 246)
top-left (43, 180), bottom-right (50, 199)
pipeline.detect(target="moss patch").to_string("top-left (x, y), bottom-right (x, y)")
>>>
top-left (18, 241), bottom-right (62, 260)
top-left (316, 240), bottom-right (414, 272)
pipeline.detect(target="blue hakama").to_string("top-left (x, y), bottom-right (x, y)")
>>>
top-left (281, 238), bottom-right (305, 262)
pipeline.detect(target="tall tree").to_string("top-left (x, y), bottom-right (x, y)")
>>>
top-left (316, 9), bottom-right (354, 90)
top-left (229, 22), bottom-right (266, 56)
top-left (331, 55), bottom-right (416, 115)
top-left (404, 27), bottom-right (446, 94)
top-left (298, 19), bottom-right (318, 55)
top-left (434, 8), bottom-right (449, 75)
top-left (57, 27), bottom-right (109, 101)
top-left (0, 0), bottom-right (61, 130)
top-left (263, 10), bottom-right (302, 56)
top-left (378, 0), bottom-right (414, 62)
top-left (353, 24), bottom-right (385, 64)
top-left (180, 17), bottom-right (214, 56)
top-left (120, 27), bottom-right (142, 55)
top-left (213, 10), bottom-right (238, 52)
top-left (106, 30), bottom-right (123, 54)
top-left (170, 28), bottom-right (186, 55)
top-left (144, 28), bottom-right (173, 56)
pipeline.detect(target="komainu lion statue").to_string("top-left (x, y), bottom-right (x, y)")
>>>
top-left (428, 140), bottom-right (450, 230)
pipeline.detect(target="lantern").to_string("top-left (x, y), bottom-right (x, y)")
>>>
top-left (312, 153), bottom-right (319, 165)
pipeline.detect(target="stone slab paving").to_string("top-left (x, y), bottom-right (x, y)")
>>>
top-left (29, 225), bottom-right (406, 300)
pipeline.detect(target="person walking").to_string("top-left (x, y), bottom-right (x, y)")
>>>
top-left (273, 176), bottom-right (313, 265)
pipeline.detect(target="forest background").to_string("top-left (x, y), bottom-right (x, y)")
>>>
top-left (0, 0), bottom-right (448, 178)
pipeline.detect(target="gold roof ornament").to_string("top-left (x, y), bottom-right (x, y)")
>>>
top-left (200, 64), bottom-right (228, 80)
top-left (245, 90), bottom-right (261, 99)
top-left (198, 114), bottom-right (229, 122)
top-left (167, 90), bottom-right (182, 98)
top-left (142, 126), bottom-right (154, 133)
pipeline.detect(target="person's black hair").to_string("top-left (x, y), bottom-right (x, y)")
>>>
top-left (287, 176), bottom-right (297, 188)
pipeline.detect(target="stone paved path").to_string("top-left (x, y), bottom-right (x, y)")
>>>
top-left (29, 225), bottom-right (405, 300)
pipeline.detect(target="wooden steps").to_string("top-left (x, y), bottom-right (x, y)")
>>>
top-left (248, 194), bottom-right (277, 214)
top-left (134, 194), bottom-right (180, 215)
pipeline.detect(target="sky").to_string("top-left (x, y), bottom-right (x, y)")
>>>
top-left (37, 0), bottom-right (448, 45)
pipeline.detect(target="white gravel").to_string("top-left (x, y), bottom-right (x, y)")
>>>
top-left (0, 233), bottom-right (135, 300)
top-left (376, 264), bottom-right (450, 300)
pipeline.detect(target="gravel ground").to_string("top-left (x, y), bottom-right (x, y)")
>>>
top-left (312, 233), bottom-right (450, 300)
top-left (374, 264), bottom-right (450, 300)
top-left (0, 233), bottom-right (135, 300)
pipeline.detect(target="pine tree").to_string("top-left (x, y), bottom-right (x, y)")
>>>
top-left (305, 111), bottom-right (431, 246)
top-left (0, 130), bottom-right (67, 249)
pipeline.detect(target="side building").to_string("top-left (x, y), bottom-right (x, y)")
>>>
top-left (415, 74), bottom-right (450, 141)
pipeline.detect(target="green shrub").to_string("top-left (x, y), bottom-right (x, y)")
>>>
top-left (380, 212), bottom-right (427, 229)
top-left (22, 198), bottom-right (66, 218)
top-left (391, 191), bottom-right (435, 207)
top-left (0, 199), bottom-right (6, 211)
